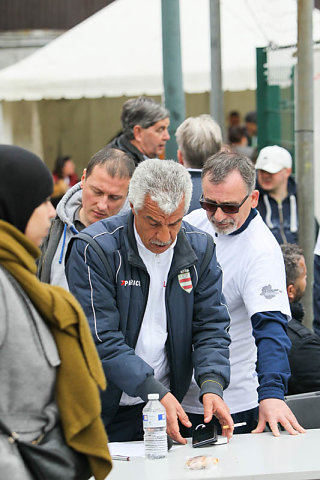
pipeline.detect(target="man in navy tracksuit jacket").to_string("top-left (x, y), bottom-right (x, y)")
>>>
top-left (66, 159), bottom-right (232, 443)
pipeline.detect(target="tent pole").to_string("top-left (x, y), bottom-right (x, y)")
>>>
top-left (209, 0), bottom-right (225, 140)
top-left (296, 0), bottom-right (314, 329)
top-left (161, 0), bottom-right (185, 161)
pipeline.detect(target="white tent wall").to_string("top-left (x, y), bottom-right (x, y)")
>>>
top-left (0, 89), bottom-right (255, 172)
top-left (0, 0), bottom-right (319, 100)
top-left (1, 100), bottom-right (44, 157)
top-left (1, 96), bottom-right (133, 173)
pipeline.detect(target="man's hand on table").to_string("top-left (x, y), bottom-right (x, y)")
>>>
top-left (203, 393), bottom-right (234, 440)
top-left (252, 398), bottom-right (306, 437)
top-left (160, 392), bottom-right (191, 444)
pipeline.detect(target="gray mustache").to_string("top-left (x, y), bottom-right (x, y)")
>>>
top-left (151, 240), bottom-right (172, 247)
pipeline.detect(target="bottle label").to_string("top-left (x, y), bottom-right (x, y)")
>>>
top-left (144, 429), bottom-right (167, 457)
top-left (143, 412), bottom-right (166, 428)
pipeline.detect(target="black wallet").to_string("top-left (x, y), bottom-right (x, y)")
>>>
top-left (192, 421), bottom-right (218, 448)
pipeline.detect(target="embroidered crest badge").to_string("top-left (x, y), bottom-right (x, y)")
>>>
top-left (178, 269), bottom-right (193, 293)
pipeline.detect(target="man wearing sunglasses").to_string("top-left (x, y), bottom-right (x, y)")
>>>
top-left (182, 151), bottom-right (305, 438)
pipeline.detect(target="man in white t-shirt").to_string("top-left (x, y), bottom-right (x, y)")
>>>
top-left (183, 151), bottom-right (305, 437)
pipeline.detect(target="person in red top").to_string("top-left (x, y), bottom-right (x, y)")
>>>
top-left (52, 155), bottom-right (79, 207)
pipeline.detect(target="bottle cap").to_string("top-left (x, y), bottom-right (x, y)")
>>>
top-left (148, 393), bottom-right (160, 400)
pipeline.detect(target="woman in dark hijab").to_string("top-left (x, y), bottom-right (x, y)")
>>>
top-left (0, 145), bottom-right (112, 480)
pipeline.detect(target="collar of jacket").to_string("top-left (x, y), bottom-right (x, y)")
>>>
top-left (125, 211), bottom-right (198, 274)
top-left (115, 133), bottom-right (146, 166)
top-left (229, 208), bottom-right (258, 236)
top-left (290, 301), bottom-right (305, 323)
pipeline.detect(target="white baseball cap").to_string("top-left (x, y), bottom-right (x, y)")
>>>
top-left (255, 145), bottom-right (292, 174)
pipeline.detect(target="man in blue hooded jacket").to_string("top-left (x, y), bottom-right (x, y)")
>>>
top-left (38, 147), bottom-right (134, 288)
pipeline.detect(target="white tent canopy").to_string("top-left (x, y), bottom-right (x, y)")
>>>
top-left (0, 0), bottom-right (319, 100)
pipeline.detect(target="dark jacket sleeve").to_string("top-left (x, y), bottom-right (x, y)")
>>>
top-left (251, 311), bottom-right (291, 401)
top-left (287, 319), bottom-right (320, 395)
top-left (313, 253), bottom-right (320, 336)
top-left (65, 237), bottom-right (169, 402)
top-left (192, 239), bottom-right (231, 400)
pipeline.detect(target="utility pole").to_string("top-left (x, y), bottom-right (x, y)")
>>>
top-left (296, 0), bottom-right (314, 329)
top-left (161, 0), bottom-right (185, 160)
top-left (209, 0), bottom-right (225, 139)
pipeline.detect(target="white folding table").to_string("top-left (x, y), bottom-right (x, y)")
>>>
top-left (107, 429), bottom-right (320, 480)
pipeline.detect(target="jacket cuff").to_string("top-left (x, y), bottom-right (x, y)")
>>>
top-left (135, 376), bottom-right (170, 403)
top-left (258, 386), bottom-right (285, 402)
top-left (199, 375), bottom-right (225, 401)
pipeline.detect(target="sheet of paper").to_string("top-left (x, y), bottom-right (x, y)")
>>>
top-left (109, 442), bottom-right (145, 458)
top-left (109, 442), bottom-right (183, 458)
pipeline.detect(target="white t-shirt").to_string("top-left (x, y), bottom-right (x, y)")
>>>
top-left (182, 209), bottom-right (290, 414)
top-left (120, 227), bottom-right (175, 406)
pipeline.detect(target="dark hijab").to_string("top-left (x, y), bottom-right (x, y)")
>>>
top-left (0, 145), bottom-right (53, 233)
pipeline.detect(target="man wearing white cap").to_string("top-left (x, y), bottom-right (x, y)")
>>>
top-left (255, 145), bottom-right (297, 244)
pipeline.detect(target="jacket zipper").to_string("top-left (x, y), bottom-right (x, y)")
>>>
top-left (129, 261), bottom-right (150, 349)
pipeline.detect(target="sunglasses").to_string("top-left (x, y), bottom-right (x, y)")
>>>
top-left (199, 193), bottom-right (249, 214)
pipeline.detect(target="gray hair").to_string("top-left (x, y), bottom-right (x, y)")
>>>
top-left (175, 114), bottom-right (222, 169)
top-left (281, 243), bottom-right (304, 287)
top-left (128, 159), bottom-right (192, 214)
top-left (121, 96), bottom-right (170, 140)
top-left (86, 147), bottom-right (135, 179)
top-left (202, 151), bottom-right (256, 194)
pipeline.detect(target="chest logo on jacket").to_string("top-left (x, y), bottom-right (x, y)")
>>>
top-left (121, 279), bottom-right (141, 287)
top-left (178, 269), bottom-right (193, 293)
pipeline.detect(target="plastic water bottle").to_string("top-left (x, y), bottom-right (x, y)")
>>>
top-left (143, 393), bottom-right (167, 459)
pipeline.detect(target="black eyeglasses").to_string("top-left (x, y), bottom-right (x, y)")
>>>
top-left (199, 193), bottom-right (249, 214)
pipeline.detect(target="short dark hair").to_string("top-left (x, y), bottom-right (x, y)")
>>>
top-left (228, 126), bottom-right (247, 144)
top-left (202, 150), bottom-right (256, 193)
top-left (86, 147), bottom-right (135, 179)
top-left (121, 96), bottom-right (170, 140)
top-left (245, 111), bottom-right (257, 124)
top-left (281, 243), bottom-right (304, 287)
